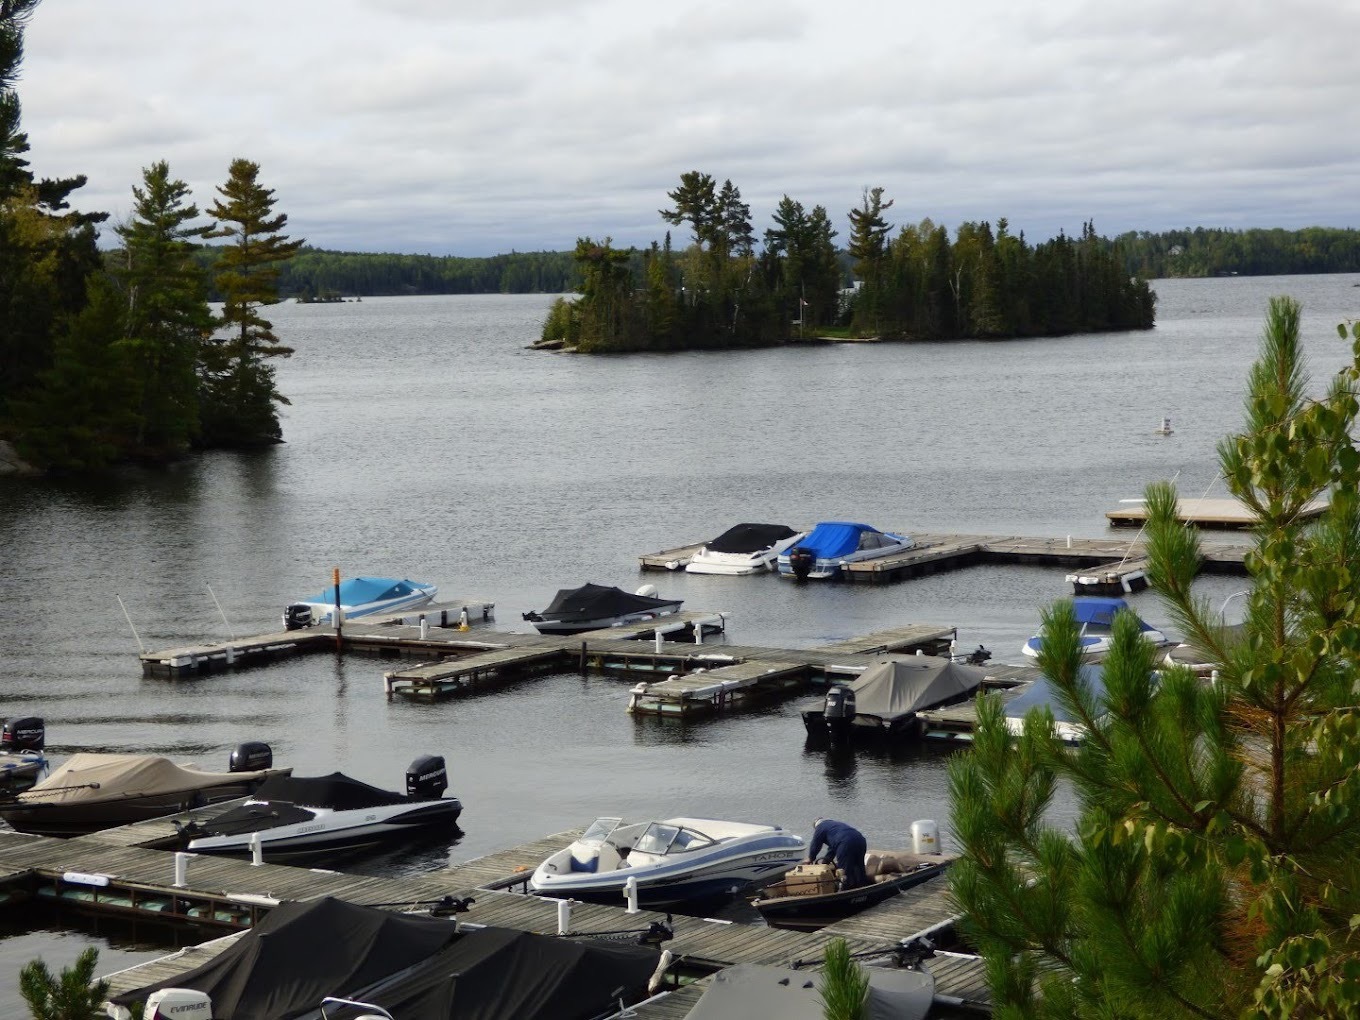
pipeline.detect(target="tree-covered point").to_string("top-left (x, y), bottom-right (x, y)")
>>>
top-left (1116, 226), bottom-right (1360, 278)
top-left (256, 247), bottom-right (581, 299)
top-left (541, 172), bottom-right (1156, 352)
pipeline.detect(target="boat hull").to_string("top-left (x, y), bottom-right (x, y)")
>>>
top-left (301, 583), bottom-right (437, 624)
top-left (753, 859), bottom-right (953, 931)
top-left (775, 539), bottom-right (914, 580)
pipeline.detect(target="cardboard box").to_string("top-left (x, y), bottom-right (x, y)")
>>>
top-left (784, 863), bottom-right (837, 896)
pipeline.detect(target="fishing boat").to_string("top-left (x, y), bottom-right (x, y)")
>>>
top-left (0, 745), bottom-right (288, 837)
top-left (1021, 595), bottom-right (1171, 661)
top-left (801, 657), bottom-right (986, 742)
top-left (684, 523), bottom-right (805, 575)
top-left (775, 521), bottom-right (914, 580)
top-left (179, 755), bottom-right (461, 861)
top-left (528, 816), bottom-right (806, 908)
top-left (283, 576), bottom-right (437, 630)
top-left (751, 851), bottom-right (956, 931)
top-left (522, 583), bottom-right (682, 635)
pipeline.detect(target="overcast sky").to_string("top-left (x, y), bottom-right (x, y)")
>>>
top-left (16, 0), bottom-right (1359, 257)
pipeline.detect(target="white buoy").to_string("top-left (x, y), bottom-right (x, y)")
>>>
top-left (557, 898), bottom-right (572, 934)
top-left (249, 831), bottom-right (264, 866)
top-left (625, 875), bottom-right (640, 914)
top-left (910, 819), bottom-right (940, 855)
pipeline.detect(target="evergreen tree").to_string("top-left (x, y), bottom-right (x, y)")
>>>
top-left (113, 160), bottom-right (213, 454)
top-left (846, 187), bottom-right (894, 333)
top-left (201, 158), bottom-right (302, 447)
top-left (949, 297), bottom-right (1360, 1018)
top-left (20, 946), bottom-right (109, 1020)
top-left (659, 170), bottom-right (719, 250)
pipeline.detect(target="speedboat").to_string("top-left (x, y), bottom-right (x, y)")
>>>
top-left (752, 850), bottom-right (956, 931)
top-left (522, 583), bottom-right (682, 635)
top-left (528, 816), bottom-right (806, 908)
top-left (0, 744), bottom-right (288, 837)
top-left (179, 755), bottom-right (461, 861)
top-left (283, 576), bottom-right (437, 630)
top-left (775, 521), bottom-right (914, 580)
top-left (0, 716), bottom-right (48, 793)
top-left (801, 656), bottom-right (986, 742)
top-left (1021, 595), bottom-right (1171, 661)
top-left (1003, 664), bottom-right (1108, 744)
top-left (685, 523), bottom-right (805, 575)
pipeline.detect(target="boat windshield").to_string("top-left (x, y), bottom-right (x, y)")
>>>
top-left (635, 822), bottom-right (715, 855)
top-left (581, 817), bottom-right (622, 843)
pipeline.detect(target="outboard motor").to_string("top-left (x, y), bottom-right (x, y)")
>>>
top-left (141, 987), bottom-right (213, 1020)
top-left (823, 686), bottom-right (856, 741)
top-left (1, 717), bottom-right (44, 753)
top-left (282, 603), bottom-right (313, 631)
top-left (228, 741), bottom-right (273, 773)
top-left (407, 754), bottom-right (448, 801)
top-left (788, 546), bottom-right (816, 581)
top-left (966, 644), bottom-right (992, 665)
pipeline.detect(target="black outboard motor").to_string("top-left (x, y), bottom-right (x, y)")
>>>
top-left (965, 644), bottom-right (992, 665)
top-left (823, 686), bottom-right (856, 741)
top-left (1, 717), bottom-right (44, 753)
top-left (788, 546), bottom-right (816, 581)
top-left (229, 741), bottom-right (273, 772)
top-left (283, 603), bottom-right (313, 631)
top-left (407, 755), bottom-right (448, 801)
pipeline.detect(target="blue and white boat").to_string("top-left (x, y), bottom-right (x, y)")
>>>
top-left (1021, 596), bottom-right (1171, 661)
top-left (775, 521), bottom-right (914, 580)
top-left (529, 816), bottom-right (806, 908)
top-left (283, 576), bottom-right (437, 630)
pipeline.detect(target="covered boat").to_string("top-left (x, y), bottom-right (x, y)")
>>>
top-left (685, 523), bottom-right (805, 575)
top-left (802, 656), bottom-right (986, 741)
top-left (775, 521), bottom-right (914, 580)
top-left (0, 747), bottom-right (287, 837)
top-left (1004, 664), bottom-right (1106, 744)
top-left (522, 583), bottom-right (682, 635)
top-left (529, 816), bottom-right (805, 908)
top-left (283, 576), bottom-right (437, 630)
top-left (752, 851), bottom-right (956, 931)
top-left (1021, 595), bottom-right (1171, 661)
top-left (181, 755), bottom-right (461, 861)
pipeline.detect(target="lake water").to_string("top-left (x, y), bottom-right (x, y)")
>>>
top-left (1, 272), bottom-right (1358, 1001)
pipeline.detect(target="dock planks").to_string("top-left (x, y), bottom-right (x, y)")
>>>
top-left (1106, 496), bottom-right (1328, 529)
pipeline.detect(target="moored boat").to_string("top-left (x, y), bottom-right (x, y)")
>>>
top-left (522, 583), bottom-right (682, 635)
top-left (775, 521), bottom-right (914, 580)
top-left (752, 850), bottom-right (957, 931)
top-left (283, 576), bottom-right (437, 630)
top-left (801, 656), bottom-right (986, 742)
top-left (1021, 595), bottom-right (1171, 661)
top-left (0, 717), bottom-right (48, 793)
top-left (685, 523), bottom-right (805, 575)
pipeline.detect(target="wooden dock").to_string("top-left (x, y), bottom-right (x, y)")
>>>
top-left (1106, 496), bottom-right (1328, 529)
top-left (627, 660), bottom-right (810, 716)
top-left (916, 666), bottom-right (1042, 741)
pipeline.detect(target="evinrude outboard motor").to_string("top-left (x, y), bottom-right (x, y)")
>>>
top-left (1, 717), bottom-right (44, 753)
top-left (141, 987), bottom-right (213, 1020)
top-left (788, 547), bottom-right (816, 581)
top-left (282, 603), bottom-right (313, 631)
top-left (228, 741), bottom-right (273, 773)
top-left (823, 686), bottom-right (856, 741)
top-left (407, 754), bottom-right (448, 801)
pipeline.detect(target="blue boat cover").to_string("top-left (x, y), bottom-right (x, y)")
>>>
top-left (1073, 596), bottom-right (1155, 630)
top-left (304, 577), bottom-right (428, 606)
top-left (1005, 665), bottom-right (1107, 723)
top-left (795, 522), bottom-right (890, 558)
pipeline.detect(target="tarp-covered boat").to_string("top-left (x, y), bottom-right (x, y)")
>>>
top-left (522, 583), bottom-right (682, 635)
top-left (775, 521), bottom-right (913, 580)
top-left (685, 523), bottom-right (804, 575)
top-left (0, 749), bottom-right (288, 837)
top-left (802, 657), bottom-right (986, 741)
top-left (284, 576), bottom-right (437, 629)
top-left (1021, 595), bottom-right (1171, 661)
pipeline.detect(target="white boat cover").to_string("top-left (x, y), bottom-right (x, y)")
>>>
top-left (849, 657), bottom-right (985, 721)
top-left (18, 753), bottom-right (260, 805)
top-left (684, 962), bottom-right (933, 1020)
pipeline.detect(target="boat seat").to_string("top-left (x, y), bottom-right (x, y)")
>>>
top-left (569, 854), bottom-right (598, 873)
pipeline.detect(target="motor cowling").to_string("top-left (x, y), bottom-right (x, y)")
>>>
top-left (1, 717), bottom-right (44, 752)
top-left (407, 754), bottom-right (448, 800)
top-left (824, 686), bottom-right (856, 721)
top-left (229, 741), bottom-right (273, 773)
top-left (282, 603), bottom-right (313, 631)
top-left (788, 547), bottom-right (816, 580)
top-left (142, 988), bottom-right (213, 1019)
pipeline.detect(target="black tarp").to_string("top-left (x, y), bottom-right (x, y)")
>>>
top-left (196, 800), bottom-right (316, 836)
top-left (241, 773), bottom-right (410, 810)
top-left (704, 523), bottom-right (797, 554)
top-left (531, 583), bottom-right (680, 624)
top-left (110, 898), bottom-right (461, 1018)
top-left (324, 926), bottom-right (661, 1020)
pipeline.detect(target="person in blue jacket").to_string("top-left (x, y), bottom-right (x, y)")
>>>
top-left (805, 817), bottom-right (869, 890)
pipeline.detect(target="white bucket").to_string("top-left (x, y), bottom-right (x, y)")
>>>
top-left (910, 819), bottom-right (940, 855)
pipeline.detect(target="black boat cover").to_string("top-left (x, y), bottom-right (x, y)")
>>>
top-left (704, 523), bottom-right (797, 554)
top-left (195, 799), bottom-right (317, 836)
top-left (531, 583), bottom-right (680, 623)
top-left (240, 772), bottom-right (410, 810)
top-left (110, 898), bottom-right (460, 1018)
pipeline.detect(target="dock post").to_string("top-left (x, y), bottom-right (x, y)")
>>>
top-left (419, 616), bottom-right (429, 640)
top-left (654, 631), bottom-right (664, 654)
top-left (694, 623), bottom-right (703, 645)
top-left (556, 898), bottom-right (572, 934)
top-left (250, 832), bottom-right (264, 866)
top-left (579, 641), bottom-right (587, 675)
top-left (173, 852), bottom-right (189, 888)
top-left (458, 607), bottom-right (469, 631)
top-left (625, 876), bottom-right (639, 914)
top-left (225, 646), bottom-right (236, 666)
top-left (333, 567), bottom-right (343, 653)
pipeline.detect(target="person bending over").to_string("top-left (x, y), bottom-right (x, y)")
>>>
top-left (806, 817), bottom-right (868, 890)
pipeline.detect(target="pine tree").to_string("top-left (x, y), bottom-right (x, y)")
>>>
top-left (20, 946), bottom-right (109, 1020)
top-left (949, 297), bottom-right (1360, 1018)
top-left (201, 158), bottom-right (302, 447)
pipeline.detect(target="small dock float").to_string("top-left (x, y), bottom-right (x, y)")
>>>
top-left (383, 644), bottom-right (570, 698)
top-left (1065, 556), bottom-right (1149, 595)
top-left (813, 624), bottom-right (958, 657)
top-left (627, 660), bottom-right (810, 716)
top-left (1106, 496), bottom-right (1328, 529)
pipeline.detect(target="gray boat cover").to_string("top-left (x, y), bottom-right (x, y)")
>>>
top-left (684, 962), bottom-right (933, 1020)
top-left (844, 656), bottom-right (985, 722)
top-left (17, 753), bottom-right (268, 806)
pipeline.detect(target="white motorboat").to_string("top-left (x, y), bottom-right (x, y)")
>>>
top-left (522, 583), bottom-right (682, 635)
top-left (283, 576), bottom-right (437, 630)
top-left (529, 816), bottom-right (806, 908)
top-left (1022, 596), bottom-right (1171, 661)
top-left (181, 755), bottom-right (461, 861)
top-left (685, 523), bottom-right (805, 575)
top-left (775, 521), bottom-right (914, 580)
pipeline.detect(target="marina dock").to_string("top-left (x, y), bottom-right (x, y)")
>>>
top-left (1105, 496), bottom-right (1328, 529)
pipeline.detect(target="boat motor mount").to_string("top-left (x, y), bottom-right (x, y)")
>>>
top-left (1, 717), bottom-right (44, 752)
top-left (229, 741), bottom-right (274, 772)
top-left (823, 686), bottom-right (856, 740)
top-left (407, 754), bottom-right (448, 800)
top-left (283, 603), bottom-right (314, 631)
top-left (788, 547), bottom-right (816, 581)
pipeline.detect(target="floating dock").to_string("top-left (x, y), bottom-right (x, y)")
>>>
top-left (1105, 496), bottom-right (1328, 529)
top-left (915, 665), bottom-right (1043, 741)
